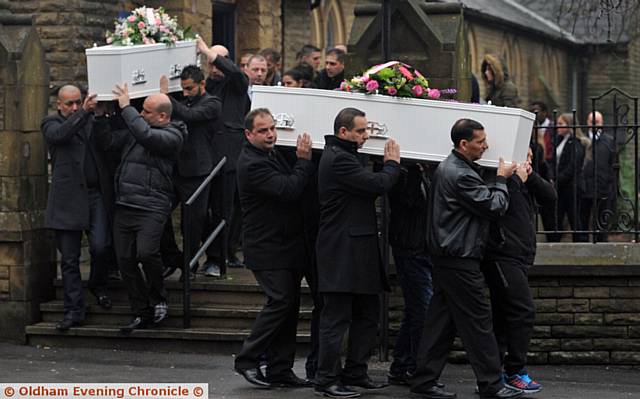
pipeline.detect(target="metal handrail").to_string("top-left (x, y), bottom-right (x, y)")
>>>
top-left (183, 156), bottom-right (227, 328)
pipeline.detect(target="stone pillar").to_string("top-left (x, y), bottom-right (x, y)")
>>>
top-left (0, 4), bottom-right (52, 343)
top-left (347, 0), bottom-right (470, 100)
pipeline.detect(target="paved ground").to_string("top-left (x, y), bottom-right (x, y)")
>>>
top-left (1, 342), bottom-right (638, 399)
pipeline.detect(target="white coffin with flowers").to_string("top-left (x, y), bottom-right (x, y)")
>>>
top-left (251, 86), bottom-right (535, 167)
top-left (85, 40), bottom-right (197, 101)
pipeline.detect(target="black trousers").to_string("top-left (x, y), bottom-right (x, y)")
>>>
top-left (547, 188), bottom-right (582, 242)
top-left (579, 196), bottom-right (615, 242)
top-left (315, 293), bottom-right (379, 388)
top-left (113, 206), bottom-right (168, 319)
top-left (55, 189), bottom-right (111, 322)
top-left (481, 260), bottom-right (536, 376)
top-left (302, 255), bottom-right (323, 380)
top-left (234, 268), bottom-right (302, 379)
top-left (205, 171), bottom-right (237, 263)
top-left (412, 258), bottom-right (503, 396)
top-left (161, 175), bottom-right (210, 269)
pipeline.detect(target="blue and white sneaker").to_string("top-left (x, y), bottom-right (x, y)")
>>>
top-left (505, 373), bottom-right (541, 394)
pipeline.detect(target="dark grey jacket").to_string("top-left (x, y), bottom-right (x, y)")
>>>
top-left (427, 150), bottom-right (509, 262)
top-left (111, 106), bottom-right (187, 215)
top-left (169, 92), bottom-right (222, 177)
top-left (316, 135), bottom-right (399, 294)
top-left (42, 109), bottom-right (113, 230)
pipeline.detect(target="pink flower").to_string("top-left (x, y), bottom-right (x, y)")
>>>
top-left (411, 85), bottom-right (424, 97)
top-left (361, 76), bottom-right (370, 83)
top-left (340, 81), bottom-right (351, 91)
top-left (415, 70), bottom-right (424, 79)
top-left (398, 65), bottom-right (413, 80)
top-left (143, 37), bottom-right (151, 44)
top-left (127, 15), bottom-right (136, 23)
top-left (156, 18), bottom-right (162, 25)
top-left (387, 87), bottom-right (398, 95)
top-left (365, 80), bottom-right (379, 92)
top-left (428, 88), bottom-right (440, 99)
top-left (138, 21), bottom-right (146, 29)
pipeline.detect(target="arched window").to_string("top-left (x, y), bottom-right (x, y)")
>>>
top-left (310, 0), bottom-right (346, 49)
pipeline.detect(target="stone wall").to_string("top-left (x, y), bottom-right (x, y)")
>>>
top-left (389, 244), bottom-right (640, 365)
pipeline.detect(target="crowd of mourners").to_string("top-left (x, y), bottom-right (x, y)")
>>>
top-left (42, 39), bottom-right (617, 399)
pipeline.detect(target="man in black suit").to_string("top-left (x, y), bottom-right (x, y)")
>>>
top-left (41, 85), bottom-right (114, 332)
top-left (314, 107), bottom-right (400, 398)
top-left (196, 38), bottom-right (251, 276)
top-left (410, 119), bottom-right (521, 399)
top-left (233, 108), bottom-right (314, 389)
top-left (158, 65), bottom-right (222, 278)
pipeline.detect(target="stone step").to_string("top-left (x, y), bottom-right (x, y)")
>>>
top-left (54, 278), bottom-right (314, 307)
top-left (39, 300), bottom-right (313, 330)
top-left (26, 322), bottom-right (311, 355)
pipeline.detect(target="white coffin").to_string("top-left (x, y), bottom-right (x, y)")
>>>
top-left (85, 41), bottom-right (197, 101)
top-left (251, 86), bottom-right (535, 167)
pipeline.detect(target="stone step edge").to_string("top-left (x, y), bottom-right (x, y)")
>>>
top-left (39, 301), bottom-right (313, 318)
top-left (53, 279), bottom-right (312, 293)
top-left (26, 322), bottom-right (311, 341)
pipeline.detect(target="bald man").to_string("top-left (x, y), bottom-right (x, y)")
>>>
top-left (194, 37), bottom-right (250, 276)
top-left (42, 85), bottom-right (114, 331)
top-left (580, 111), bottom-right (616, 242)
top-left (109, 85), bottom-right (187, 332)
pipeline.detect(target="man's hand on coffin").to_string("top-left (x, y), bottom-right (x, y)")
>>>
top-left (515, 162), bottom-right (529, 183)
top-left (159, 75), bottom-right (169, 94)
top-left (83, 93), bottom-right (97, 113)
top-left (383, 139), bottom-right (401, 163)
top-left (196, 36), bottom-right (214, 60)
top-left (496, 157), bottom-right (517, 178)
top-left (296, 132), bottom-right (312, 160)
top-left (112, 84), bottom-right (130, 109)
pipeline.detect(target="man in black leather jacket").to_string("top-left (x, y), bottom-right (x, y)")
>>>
top-left (411, 119), bottom-right (522, 399)
top-left (110, 85), bottom-right (187, 332)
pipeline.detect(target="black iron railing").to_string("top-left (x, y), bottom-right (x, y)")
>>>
top-left (182, 156), bottom-right (227, 328)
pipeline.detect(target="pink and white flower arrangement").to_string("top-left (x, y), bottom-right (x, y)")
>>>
top-left (106, 7), bottom-right (194, 46)
top-left (339, 61), bottom-right (456, 100)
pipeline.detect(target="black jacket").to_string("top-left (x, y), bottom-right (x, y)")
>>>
top-left (236, 142), bottom-right (314, 271)
top-left (313, 69), bottom-right (344, 90)
top-left (427, 151), bottom-right (509, 262)
top-left (206, 56), bottom-right (251, 172)
top-left (581, 131), bottom-right (615, 199)
top-left (316, 135), bottom-right (400, 294)
top-left (111, 106), bottom-right (187, 215)
top-left (551, 135), bottom-right (585, 193)
top-left (485, 172), bottom-right (557, 265)
top-left (170, 92), bottom-right (222, 177)
top-left (42, 109), bottom-right (113, 230)
top-left (389, 163), bottom-right (430, 255)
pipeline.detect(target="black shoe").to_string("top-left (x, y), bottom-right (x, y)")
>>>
top-left (228, 256), bottom-right (244, 268)
top-left (96, 295), bottom-right (112, 310)
top-left (55, 319), bottom-right (81, 332)
top-left (410, 385), bottom-right (457, 398)
top-left (343, 377), bottom-right (389, 390)
top-left (314, 384), bottom-right (360, 398)
top-left (388, 372), bottom-right (409, 386)
top-left (481, 387), bottom-right (523, 399)
top-left (119, 316), bottom-right (151, 333)
top-left (107, 270), bottom-right (121, 280)
top-left (267, 372), bottom-right (313, 388)
top-left (234, 367), bottom-right (271, 388)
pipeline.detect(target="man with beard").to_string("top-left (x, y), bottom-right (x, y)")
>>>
top-left (158, 65), bottom-right (222, 281)
top-left (314, 48), bottom-right (345, 90)
top-left (167, 38), bottom-right (250, 277)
